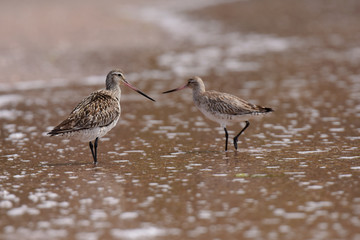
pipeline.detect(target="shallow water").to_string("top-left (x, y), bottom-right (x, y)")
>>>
top-left (1, 0), bottom-right (360, 240)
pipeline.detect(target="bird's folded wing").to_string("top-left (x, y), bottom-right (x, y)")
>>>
top-left (50, 92), bottom-right (120, 134)
top-left (204, 91), bottom-right (263, 115)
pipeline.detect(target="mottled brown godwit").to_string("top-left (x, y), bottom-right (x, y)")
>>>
top-left (163, 76), bottom-right (273, 151)
top-left (48, 70), bottom-right (155, 164)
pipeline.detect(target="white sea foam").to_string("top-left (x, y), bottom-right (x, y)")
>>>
top-left (52, 217), bottom-right (75, 226)
top-left (298, 150), bottom-right (328, 154)
top-left (79, 198), bottom-right (93, 205)
top-left (0, 109), bottom-right (22, 120)
top-left (111, 226), bottom-right (180, 239)
top-left (7, 132), bottom-right (26, 140)
top-left (273, 208), bottom-right (306, 219)
top-left (2, 228), bottom-right (68, 240)
top-left (0, 94), bottom-right (23, 107)
top-left (198, 210), bottom-right (212, 219)
top-left (299, 201), bottom-right (333, 212)
top-left (0, 200), bottom-right (13, 208)
top-left (7, 205), bottom-right (40, 216)
top-left (37, 200), bottom-right (58, 209)
top-left (76, 232), bottom-right (99, 240)
top-left (120, 211), bottom-right (139, 220)
top-left (90, 209), bottom-right (107, 221)
top-left (103, 197), bottom-right (120, 206)
top-left (0, 78), bottom-right (71, 92)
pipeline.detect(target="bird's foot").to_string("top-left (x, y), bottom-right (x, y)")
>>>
top-left (233, 138), bottom-right (238, 150)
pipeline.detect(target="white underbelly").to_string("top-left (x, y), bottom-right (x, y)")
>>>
top-left (197, 107), bottom-right (257, 127)
top-left (62, 117), bottom-right (119, 142)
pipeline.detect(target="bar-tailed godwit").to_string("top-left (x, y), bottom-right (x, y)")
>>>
top-left (163, 76), bottom-right (273, 151)
top-left (48, 70), bottom-right (155, 164)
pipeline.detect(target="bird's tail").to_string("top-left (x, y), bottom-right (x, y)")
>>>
top-left (47, 129), bottom-right (58, 136)
top-left (263, 107), bottom-right (274, 113)
top-left (47, 127), bottom-right (69, 136)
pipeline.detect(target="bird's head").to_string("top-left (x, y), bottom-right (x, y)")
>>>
top-left (106, 69), bottom-right (155, 102)
top-left (186, 76), bottom-right (203, 89)
top-left (162, 76), bottom-right (205, 94)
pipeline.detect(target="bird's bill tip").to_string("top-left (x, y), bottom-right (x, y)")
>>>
top-left (162, 88), bottom-right (179, 94)
top-left (123, 81), bottom-right (155, 102)
top-left (136, 89), bottom-right (156, 102)
top-left (162, 85), bottom-right (187, 94)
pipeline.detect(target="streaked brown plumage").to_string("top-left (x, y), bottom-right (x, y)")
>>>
top-left (163, 76), bottom-right (273, 151)
top-left (48, 70), bottom-right (155, 164)
top-left (51, 91), bottom-right (121, 136)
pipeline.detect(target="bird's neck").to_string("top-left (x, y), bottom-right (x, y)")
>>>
top-left (192, 84), bottom-right (206, 99)
top-left (106, 84), bottom-right (121, 102)
top-left (113, 87), bottom-right (121, 101)
top-left (105, 75), bottom-right (120, 91)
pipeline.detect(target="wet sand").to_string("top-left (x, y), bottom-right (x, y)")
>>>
top-left (1, 0), bottom-right (360, 240)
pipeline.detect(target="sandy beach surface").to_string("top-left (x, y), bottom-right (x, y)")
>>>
top-left (1, 0), bottom-right (360, 239)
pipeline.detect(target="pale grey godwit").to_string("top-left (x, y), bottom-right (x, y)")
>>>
top-left (48, 70), bottom-right (155, 164)
top-left (163, 76), bottom-right (273, 151)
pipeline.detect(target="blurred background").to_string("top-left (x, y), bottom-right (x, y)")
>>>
top-left (1, 0), bottom-right (360, 239)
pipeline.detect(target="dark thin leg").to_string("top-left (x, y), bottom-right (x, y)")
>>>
top-left (94, 137), bottom-right (99, 164)
top-left (89, 141), bottom-right (96, 163)
top-left (224, 127), bottom-right (229, 152)
top-left (233, 121), bottom-right (250, 150)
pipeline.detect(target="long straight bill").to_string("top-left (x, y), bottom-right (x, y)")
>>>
top-left (162, 85), bottom-right (188, 94)
top-left (123, 81), bottom-right (155, 102)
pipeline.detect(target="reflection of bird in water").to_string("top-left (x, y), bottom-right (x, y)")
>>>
top-left (163, 76), bottom-right (273, 151)
top-left (48, 70), bottom-right (155, 164)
